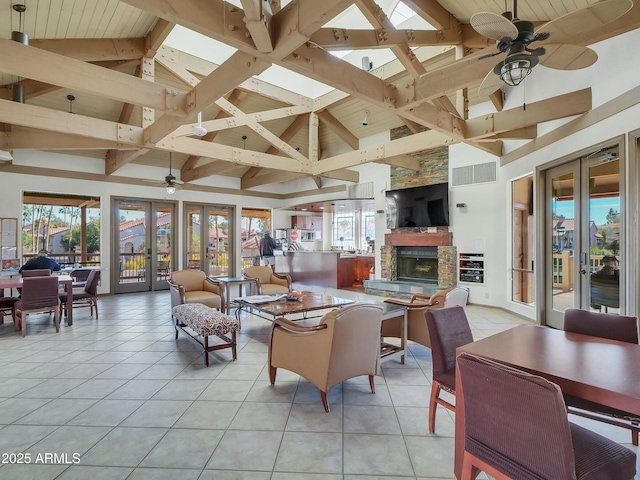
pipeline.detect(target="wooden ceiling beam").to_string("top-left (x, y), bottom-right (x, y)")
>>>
top-left (309, 28), bottom-right (462, 49)
top-left (0, 39), bottom-right (185, 114)
top-left (431, 95), bottom-right (461, 117)
top-left (162, 136), bottom-right (310, 174)
top-left (0, 99), bottom-right (144, 146)
top-left (356, 0), bottom-right (426, 77)
top-left (145, 51), bottom-right (271, 145)
top-left (473, 126), bottom-right (538, 142)
top-left (464, 89), bottom-right (592, 140)
top-left (318, 169), bottom-right (359, 183)
top-left (181, 160), bottom-right (240, 182)
top-left (3, 131), bottom-right (137, 151)
top-left (215, 98), bottom-right (308, 163)
top-left (314, 129), bottom-right (456, 174)
top-left (106, 149), bottom-right (151, 174)
top-left (240, 0), bottom-right (274, 53)
top-left (374, 154), bottom-right (421, 171)
top-left (29, 38), bottom-right (145, 62)
top-left (265, 113), bottom-right (309, 155)
top-left (317, 110), bottom-right (359, 150)
top-left (242, 171), bottom-right (311, 189)
top-left (145, 19), bottom-right (175, 57)
top-left (181, 89), bottom-right (246, 178)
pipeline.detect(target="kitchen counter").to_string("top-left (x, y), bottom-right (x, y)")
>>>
top-left (275, 251), bottom-right (374, 288)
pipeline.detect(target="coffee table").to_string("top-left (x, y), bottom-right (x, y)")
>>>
top-left (234, 292), bottom-right (354, 321)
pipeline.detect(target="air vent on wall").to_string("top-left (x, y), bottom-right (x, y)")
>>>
top-left (451, 161), bottom-right (497, 186)
top-left (348, 181), bottom-right (374, 199)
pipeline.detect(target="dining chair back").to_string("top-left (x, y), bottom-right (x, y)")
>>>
top-left (457, 352), bottom-right (636, 480)
top-left (563, 308), bottom-right (640, 445)
top-left (424, 305), bottom-right (473, 433)
top-left (21, 269), bottom-right (52, 277)
top-left (14, 276), bottom-right (61, 337)
top-left (0, 295), bottom-right (19, 325)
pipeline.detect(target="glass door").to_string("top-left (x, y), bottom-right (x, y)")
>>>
top-left (113, 199), bottom-right (176, 293)
top-left (544, 151), bottom-right (621, 328)
top-left (185, 204), bottom-right (231, 276)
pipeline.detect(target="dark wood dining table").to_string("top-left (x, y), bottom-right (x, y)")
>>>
top-left (0, 274), bottom-right (75, 326)
top-left (454, 324), bottom-right (640, 478)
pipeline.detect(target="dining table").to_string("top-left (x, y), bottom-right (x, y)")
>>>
top-left (0, 274), bottom-right (75, 326)
top-left (454, 324), bottom-right (640, 479)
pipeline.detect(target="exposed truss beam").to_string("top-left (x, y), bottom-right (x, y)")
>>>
top-left (240, 0), bottom-right (274, 53)
top-left (375, 154), bottom-right (421, 171)
top-left (317, 110), bottom-right (359, 150)
top-left (401, 0), bottom-right (456, 30)
top-left (29, 38), bottom-right (145, 61)
top-left (356, 0), bottom-right (426, 77)
top-left (2, 131), bottom-right (137, 151)
top-left (309, 28), bottom-right (462, 49)
top-left (145, 19), bottom-right (175, 57)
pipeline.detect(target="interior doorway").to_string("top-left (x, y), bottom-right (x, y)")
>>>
top-left (112, 198), bottom-right (176, 293)
top-left (543, 147), bottom-right (622, 328)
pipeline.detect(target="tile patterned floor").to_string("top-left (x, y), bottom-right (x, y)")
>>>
top-left (0, 285), bottom-right (637, 479)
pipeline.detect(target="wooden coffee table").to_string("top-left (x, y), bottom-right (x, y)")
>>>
top-left (234, 292), bottom-right (354, 321)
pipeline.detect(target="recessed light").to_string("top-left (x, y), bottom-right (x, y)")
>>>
top-left (301, 208), bottom-right (308, 211)
top-left (339, 205), bottom-right (345, 208)
top-left (319, 206), bottom-right (325, 210)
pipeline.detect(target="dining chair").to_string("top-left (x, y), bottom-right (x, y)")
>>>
top-left (424, 305), bottom-right (473, 433)
top-left (14, 276), bottom-right (61, 337)
top-left (382, 286), bottom-right (469, 349)
top-left (60, 270), bottom-right (100, 319)
top-left (457, 352), bottom-right (636, 480)
top-left (269, 303), bottom-right (383, 412)
top-left (563, 308), bottom-right (640, 445)
top-left (0, 295), bottom-right (19, 325)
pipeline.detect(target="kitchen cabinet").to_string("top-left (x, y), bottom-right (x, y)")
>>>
top-left (291, 215), bottom-right (322, 231)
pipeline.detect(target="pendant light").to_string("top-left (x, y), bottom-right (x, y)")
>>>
top-left (12, 4), bottom-right (28, 103)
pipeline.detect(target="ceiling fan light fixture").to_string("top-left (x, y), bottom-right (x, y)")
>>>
top-left (166, 185), bottom-right (176, 195)
top-left (500, 58), bottom-right (531, 86)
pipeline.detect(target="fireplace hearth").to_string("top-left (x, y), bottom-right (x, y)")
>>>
top-left (396, 246), bottom-right (439, 283)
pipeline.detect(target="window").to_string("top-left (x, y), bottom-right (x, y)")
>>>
top-left (241, 208), bottom-right (270, 269)
top-left (22, 192), bottom-right (101, 268)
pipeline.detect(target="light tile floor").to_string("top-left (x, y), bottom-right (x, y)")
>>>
top-left (0, 285), bottom-right (637, 479)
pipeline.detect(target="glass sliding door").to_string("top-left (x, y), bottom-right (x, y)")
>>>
top-left (113, 198), bottom-right (176, 293)
top-left (544, 149), bottom-right (621, 328)
top-left (185, 203), bottom-right (232, 276)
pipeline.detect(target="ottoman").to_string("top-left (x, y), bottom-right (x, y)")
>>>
top-left (172, 303), bottom-right (240, 366)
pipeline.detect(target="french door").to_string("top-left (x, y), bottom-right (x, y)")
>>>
top-left (544, 150), bottom-right (621, 328)
top-left (112, 198), bottom-right (176, 293)
top-left (185, 203), bottom-right (232, 277)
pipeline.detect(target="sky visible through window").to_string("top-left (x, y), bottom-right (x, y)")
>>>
top-left (554, 196), bottom-right (620, 226)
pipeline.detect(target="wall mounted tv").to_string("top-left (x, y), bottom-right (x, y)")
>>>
top-left (385, 182), bottom-right (450, 229)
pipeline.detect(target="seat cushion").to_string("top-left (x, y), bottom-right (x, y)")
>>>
top-left (172, 303), bottom-right (239, 337)
top-left (261, 284), bottom-right (289, 295)
top-left (184, 291), bottom-right (221, 309)
top-left (571, 422), bottom-right (636, 480)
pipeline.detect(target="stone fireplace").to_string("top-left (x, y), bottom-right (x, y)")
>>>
top-left (380, 231), bottom-right (457, 289)
top-left (396, 246), bottom-right (439, 283)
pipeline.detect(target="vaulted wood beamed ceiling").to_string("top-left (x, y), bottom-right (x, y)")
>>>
top-left (1, 0), bottom-right (639, 197)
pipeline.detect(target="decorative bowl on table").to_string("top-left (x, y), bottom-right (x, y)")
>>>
top-left (286, 292), bottom-right (303, 301)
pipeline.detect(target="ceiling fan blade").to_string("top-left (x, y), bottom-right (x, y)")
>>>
top-left (478, 69), bottom-right (504, 97)
top-left (471, 12), bottom-right (518, 41)
top-left (538, 44), bottom-right (598, 70)
top-left (534, 0), bottom-right (633, 42)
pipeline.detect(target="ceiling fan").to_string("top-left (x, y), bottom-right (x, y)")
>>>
top-left (144, 152), bottom-right (183, 194)
top-left (473, 0), bottom-right (633, 96)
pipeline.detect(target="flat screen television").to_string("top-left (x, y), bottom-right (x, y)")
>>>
top-left (385, 182), bottom-right (450, 228)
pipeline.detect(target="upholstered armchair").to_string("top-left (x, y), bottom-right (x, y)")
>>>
top-left (243, 265), bottom-right (291, 295)
top-left (168, 269), bottom-right (224, 311)
top-left (269, 303), bottom-right (383, 412)
top-left (381, 286), bottom-right (469, 349)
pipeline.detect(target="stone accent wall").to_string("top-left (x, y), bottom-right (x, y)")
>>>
top-left (376, 127), bottom-right (456, 291)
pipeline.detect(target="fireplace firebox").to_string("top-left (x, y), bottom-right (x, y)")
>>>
top-left (396, 246), bottom-right (438, 283)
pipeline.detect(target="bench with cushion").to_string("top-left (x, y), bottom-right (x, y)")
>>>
top-left (172, 303), bottom-right (240, 366)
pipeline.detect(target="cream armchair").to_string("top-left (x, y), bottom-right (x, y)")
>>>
top-left (269, 303), bottom-right (383, 412)
top-left (168, 269), bottom-right (224, 311)
top-left (243, 265), bottom-right (292, 295)
top-left (381, 286), bottom-right (469, 349)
